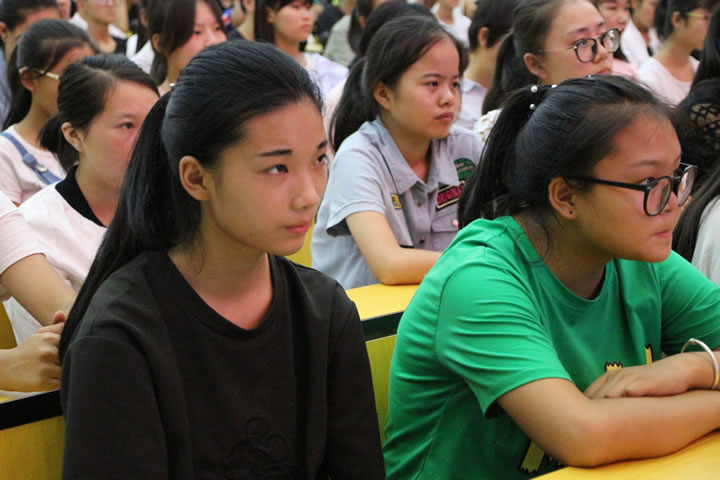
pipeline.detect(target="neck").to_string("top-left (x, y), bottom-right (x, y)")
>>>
top-left (85, 16), bottom-right (115, 53)
top-left (381, 115), bottom-right (431, 178)
top-left (14, 105), bottom-right (50, 148)
top-left (465, 51), bottom-right (494, 89)
top-left (436, 5), bottom-right (454, 23)
top-left (75, 163), bottom-right (120, 226)
top-left (275, 36), bottom-right (303, 64)
top-left (656, 38), bottom-right (692, 64)
top-left (514, 211), bottom-right (608, 299)
top-left (168, 212), bottom-right (273, 329)
top-left (238, 19), bottom-right (254, 40)
top-left (161, 62), bottom-right (181, 93)
top-left (632, 14), bottom-right (649, 34)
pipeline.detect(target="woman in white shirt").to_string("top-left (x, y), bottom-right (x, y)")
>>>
top-left (4, 55), bottom-right (158, 344)
top-left (0, 20), bottom-right (95, 205)
top-left (638, 0), bottom-right (715, 105)
top-left (255, 0), bottom-right (348, 97)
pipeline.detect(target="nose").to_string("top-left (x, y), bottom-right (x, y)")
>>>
top-left (291, 168), bottom-right (324, 211)
top-left (439, 83), bottom-right (457, 106)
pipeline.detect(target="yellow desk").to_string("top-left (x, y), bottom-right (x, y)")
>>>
top-left (346, 283), bottom-right (418, 321)
top-left (537, 431), bottom-right (720, 479)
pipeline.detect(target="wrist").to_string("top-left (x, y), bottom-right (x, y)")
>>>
top-left (681, 338), bottom-right (720, 391)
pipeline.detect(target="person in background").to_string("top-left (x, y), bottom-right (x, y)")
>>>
top-left (0, 0), bottom-right (61, 126)
top-left (385, 74), bottom-right (720, 480)
top-left (71, 0), bottom-right (128, 54)
top-left (313, 16), bottom-right (483, 289)
top-left (476, 0), bottom-right (617, 143)
top-left (322, 0), bottom-right (359, 66)
top-left (4, 54), bottom-right (158, 345)
top-left (147, 0), bottom-right (226, 94)
top-left (592, 0), bottom-right (639, 76)
top-left (60, 40), bottom-right (385, 478)
top-left (57, 0), bottom-right (73, 19)
top-left (638, 0), bottom-right (717, 105)
top-left (227, 0), bottom-right (255, 39)
top-left (456, 0), bottom-right (518, 130)
top-left (432, 0), bottom-right (471, 47)
top-left (0, 190), bottom-right (74, 392)
top-left (255, 0), bottom-right (348, 96)
top-left (622, 0), bottom-right (662, 67)
top-left (0, 20), bottom-right (96, 205)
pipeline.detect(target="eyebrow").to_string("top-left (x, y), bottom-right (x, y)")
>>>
top-left (421, 73), bottom-right (462, 79)
top-left (566, 21), bottom-right (607, 38)
top-left (258, 140), bottom-right (328, 157)
top-left (630, 154), bottom-right (682, 168)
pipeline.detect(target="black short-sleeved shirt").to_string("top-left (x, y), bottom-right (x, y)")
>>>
top-left (61, 251), bottom-right (385, 479)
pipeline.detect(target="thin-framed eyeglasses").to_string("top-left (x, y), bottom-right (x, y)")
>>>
top-left (686, 11), bottom-right (711, 21)
top-left (31, 69), bottom-right (60, 80)
top-left (565, 163), bottom-right (697, 216)
top-left (538, 28), bottom-right (621, 63)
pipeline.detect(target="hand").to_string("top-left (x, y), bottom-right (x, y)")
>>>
top-left (0, 322), bottom-right (64, 392)
top-left (584, 352), bottom-right (712, 399)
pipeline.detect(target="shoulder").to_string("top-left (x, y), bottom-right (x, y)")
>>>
top-left (444, 125), bottom-right (485, 156)
top-left (333, 121), bottom-right (384, 163)
top-left (308, 53), bottom-right (349, 75)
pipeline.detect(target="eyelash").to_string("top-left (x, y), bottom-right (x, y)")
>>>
top-left (267, 155), bottom-right (328, 174)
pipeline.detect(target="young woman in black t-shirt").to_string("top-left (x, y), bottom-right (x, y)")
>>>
top-left (59, 41), bottom-right (384, 479)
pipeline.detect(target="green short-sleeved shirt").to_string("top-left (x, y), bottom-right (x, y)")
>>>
top-left (384, 216), bottom-right (720, 479)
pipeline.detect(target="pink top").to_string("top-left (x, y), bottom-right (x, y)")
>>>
top-left (612, 58), bottom-right (639, 79)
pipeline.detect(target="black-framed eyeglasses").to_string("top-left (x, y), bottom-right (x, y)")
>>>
top-left (538, 28), bottom-right (621, 63)
top-left (565, 163), bottom-right (697, 216)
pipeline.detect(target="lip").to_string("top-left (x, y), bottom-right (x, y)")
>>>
top-left (653, 229), bottom-right (673, 239)
top-left (286, 222), bottom-right (311, 235)
top-left (436, 112), bottom-right (455, 122)
top-left (597, 67), bottom-right (613, 75)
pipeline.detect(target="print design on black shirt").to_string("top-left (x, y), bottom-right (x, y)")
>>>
top-left (223, 417), bottom-right (294, 478)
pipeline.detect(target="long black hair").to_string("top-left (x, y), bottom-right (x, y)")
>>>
top-left (483, 0), bottom-right (569, 114)
top-left (468, 0), bottom-right (519, 52)
top-left (39, 54), bottom-right (158, 171)
top-left (59, 41), bottom-right (323, 359)
top-left (330, 15), bottom-right (466, 152)
top-left (692, 6), bottom-right (720, 87)
top-left (0, 0), bottom-right (59, 49)
top-left (4, 19), bottom-right (95, 129)
top-left (458, 75), bottom-right (672, 230)
top-left (147, 0), bottom-right (225, 84)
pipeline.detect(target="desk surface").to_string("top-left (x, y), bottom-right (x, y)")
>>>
top-left (346, 283), bottom-right (418, 321)
top-left (537, 431), bottom-right (720, 479)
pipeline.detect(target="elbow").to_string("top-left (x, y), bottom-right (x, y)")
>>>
top-left (543, 418), bottom-right (615, 468)
top-left (369, 257), bottom-right (407, 285)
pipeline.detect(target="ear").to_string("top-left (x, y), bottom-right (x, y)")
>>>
top-left (151, 33), bottom-right (163, 54)
top-left (671, 10), bottom-right (685, 29)
top-left (178, 155), bottom-right (211, 202)
top-left (61, 122), bottom-right (84, 153)
top-left (266, 6), bottom-right (275, 24)
top-left (373, 82), bottom-right (393, 112)
top-left (477, 26), bottom-right (490, 49)
top-left (548, 176), bottom-right (577, 220)
top-left (0, 22), bottom-right (8, 44)
top-left (18, 68), bottom-right (36, 93)
top-left (523, 52), bottom-right (549, 82)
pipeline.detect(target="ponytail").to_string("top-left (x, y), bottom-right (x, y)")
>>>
top-left (4, 47), bottom-right (28, 129)
top-left (38, 115), bottom-right (75, 171)
top-left (330, 57), bottom-right (371, 152)
top-left (482, 33), bottom-right (537, 113)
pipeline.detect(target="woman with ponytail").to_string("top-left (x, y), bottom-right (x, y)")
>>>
top-left (476, 0), bottom-right (617, 142)
top-left (3, 54), bottom-right (157, 344)
top-left (0, 20), bottom-right (95, 205)
top-left (146, 0), bottom-right (226, 94)
top-left (312, 15), bottom-right (482, 289)
top-left (385, 75), bottom-right (720, 478)
top-left (638, 0), bottom-right (719, 105)
top-left (60, 41), bottom-right (384, 478)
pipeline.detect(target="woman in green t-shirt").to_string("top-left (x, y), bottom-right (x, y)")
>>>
top-left (384, 74), bottom-right (720, 479)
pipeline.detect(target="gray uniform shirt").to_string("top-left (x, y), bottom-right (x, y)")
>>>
top-left (312, 119), bottom-right (483, 289)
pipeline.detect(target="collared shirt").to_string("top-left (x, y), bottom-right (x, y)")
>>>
top-left (456, 78), bottom-right (488, 130)
top-left (311, 119), bottom-right (483, 289)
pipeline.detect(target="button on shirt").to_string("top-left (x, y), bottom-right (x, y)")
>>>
top-left (311, 119), bottom-right (483, 289)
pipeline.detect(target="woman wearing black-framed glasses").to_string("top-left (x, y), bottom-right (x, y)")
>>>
top-left (385, 75), bottom-right (720, 480)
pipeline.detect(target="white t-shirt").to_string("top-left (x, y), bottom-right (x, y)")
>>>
top-left (0, 191), bottom-right (41, 299)
top-left (304, 52), bottom-right (348, 98)
top-left (431, 4), bottom-right (471, 47)
top-left (4, 181), bottom-right (105, 343)
top-left (692, 197), bottom-right (720, 285)
top-left (0, 126), bottom-right (65, 204)
top-left (621, 18), bottom-right (662, 69)
top-left (638, 57), bottom-right (698, 105)
top-left (456, 78), bottom-right (487, 130)
top-left (130, 40), bottom-right (155, 75)
top-left (69, 12), bottom-right (126, 39)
